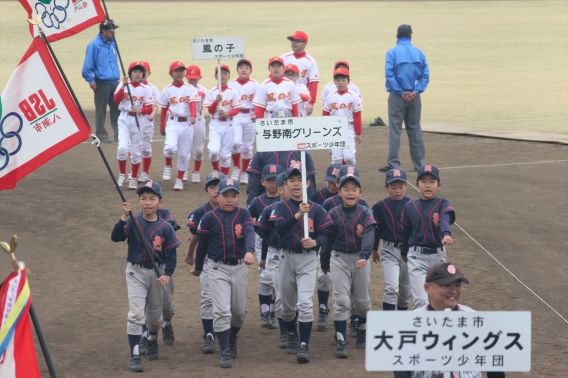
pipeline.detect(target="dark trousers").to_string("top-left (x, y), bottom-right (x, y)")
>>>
top-left (94, 79), bottom-right (119, 141)
top-left (387, 93), bottom-right (425, 170)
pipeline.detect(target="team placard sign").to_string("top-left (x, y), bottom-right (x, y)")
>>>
top-left (191, 37), bottom-right (246, 60)
top-left (0, 38), bottom-right (91, 191)
top-left (19, 0), bottom-right (106, 43)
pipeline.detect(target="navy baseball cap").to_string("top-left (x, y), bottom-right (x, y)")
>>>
top-left (285, 166), bottom-right (302, 179)
top-left (385, 168), bottom-right (408, 184)
top-left (417, 164), bottom-right (440, 181)
top-left (137, 180), bottom-right (163, 199)
top-left (262, 164), bottom-right (283, 180)
top-left (205, 171), bottom-right (225, 187)
top-left (218, 178), bottom-right (240, 194)
top-left (337, 165), bottom-right (359, 181)
top-left (426, 261), bottom-right (469, 285)
top-left (324, 163), bottom-right (342, 182)
top-left (100, 19), bottom-right (119, 30)
top-left (339, 174), bottom-right (361, 189)
top-left (276, 172), bottom-right (287, 187)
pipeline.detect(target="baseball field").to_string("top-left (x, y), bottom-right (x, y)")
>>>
top-left (0, 1), bottom-right (567, 377)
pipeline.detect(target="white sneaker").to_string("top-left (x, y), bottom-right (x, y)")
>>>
top-left (231, 167), bottom-right (240, 181)
top-left (192, 172), bottom-right (201, 183)
top-left (163, 166), bottom-right (172, 181)
top-left (116, 174), bottom-right (126, 188)
top-left (173, 178), bottom-right (183, 191)
top-left (128, 177), bottom-right (138, 190)
top-left (138, 172), bottom-right (149, 183)
top-left (240, 172), bottom-right (248, 185)
top-left (182, 170), bottom-right (188, 182)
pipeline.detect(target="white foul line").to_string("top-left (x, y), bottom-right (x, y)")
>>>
top-left (407, 183), bottom-right (568, 324)
top-left (438, 160), bottom-right (568, 170)
top-left (455, 117), bottom-right (566, 125)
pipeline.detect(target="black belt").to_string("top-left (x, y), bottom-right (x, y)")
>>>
top-left (412, 246), bottom-right (444, 255)
top-left (131, 261), bottom-right (162, 269)
top-left (214, 259), bottom-right (243, 265)
top-left (284, 248), bottom-right (310, 254)
top-left (385, 240), bottom-right (402, 249)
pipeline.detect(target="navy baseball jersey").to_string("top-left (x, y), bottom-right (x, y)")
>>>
top-left (322, 195), bottom-right (370, 212)
top-left (400, 197), bottom-right (455, 256)
top-left (310, 187), bottom-right (335, 206)
top-left (372, 196), bottom-right (411, 250)
top-left (256, 203), bottom-right (280, 259)
top-left (156, 208), bottom-right (181, 231)
top-left (247, 193), bottom-right (280, 235)
top-left (269, 199), bottom-right (333, 250)
top-left (187, 202), bottom-right (214, 235)
top-left (111, 213), bottom-right (181, 276)
top-left (321, 204), bottom-right (376, 269)
top-left (195, 207), bottom-right (255, 271)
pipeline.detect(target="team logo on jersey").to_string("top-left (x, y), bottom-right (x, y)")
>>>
top-left (356, 224), bottom-right (364, 238)
top-left (290, 160), bottom-right (301, 169)
top-left (424, 165), bottom-right (432, 172)
top-left (153, 236), bottom-right (165, 251)
top-left (393, 169), bottom-right (401, 177)
top-left (235, 224), bottom-right (244, 238)
top-left (301, 69), bottom-right (307, 78)
top-left (308, 218), bottom-right (314, 233)
top-left (433, 213), bottom-right (440, 227)
top-left (267, 93), bottom-right (276, 102)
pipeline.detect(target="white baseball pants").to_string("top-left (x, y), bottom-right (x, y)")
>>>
top-left (163, 119), bottom-right (193, 172)
top-left (141, 116), bottom-right (154, 158)
top-left (331, 125), bottom-right (356, 165)
top-left (191, 114), bottom-right (206, 161)
top-left (208, 119), bottom-right (234, 168)
top-left (117, 113), bottom-right (142, 164)
top-left (231, 113), bottom-right (255, 159)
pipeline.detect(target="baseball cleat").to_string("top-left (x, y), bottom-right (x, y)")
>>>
top-left (128, 176), bottom-right (138, 190)
top-left (278, 333), bottom-right (289, 349)
top-left (229, 336), bottom-right (237, 358)
top-left (138, 172), bottom-right (149, 183)
top-left (116, 174), bottom-right (126, 188)
top-left (296, 342), bottom-right (310, 363)
top-left (219, 348), bottom-right (233, 368)
top-left (317, 308), bottom-right (329, 331)
top-left (355, 326), bottom-right (366, 349)
top-left (162, 166), bottom-right (172, 181)
top-left (192, 172), bottom-right (201, 183)
top-left (139, 336), bottom-right (148, 355)
top-left (239, 172), bottom-right (248, 185)
top-left (173, 178), bottom-right (183, 191)
top-left (145, 338), bottom-right (159, 360)
top-left (162, 324), bottom-right (175, 346)
top-left (349, 318), bottom-right (359, 338)
top-left (269, 312), bottom-right (278, 329)
top-left (378, 165), bottom-right (395, 173)
top-left (286, 333), bottom-right (299, 355)
top-left (231, 167), bottom-right (240, 181)
top-left (128, 355), bottom-right (144, 372)
top-left (260, 311), bottom-right (272, 328)
top-left (182, 170), bottom-right (188, 182)
top-left (336, 338), bottom-right (348, 358)
top-left (203, 333), bottom-right (215, 354)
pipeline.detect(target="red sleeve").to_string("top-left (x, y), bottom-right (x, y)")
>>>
top-left (207, 102), bottom-right (217, 115)
top-left (291, 103), bottom-right (298, 117)
top-left (322, 110), bottom-right (330, 116)
top-left (254, 106), bottom-right (265, 119)
top-left (353, 111), bottom-right (362, 135)
top-left (227, 108), bottom-right (239, 117)
top-left (308, 82), bottom-right (318, 105)
top-left (140, 105), bottom-right (152, 115)
top-left (113, 87), bottom-right (124, 105)
top-left (190, 102), bottom-right (196, 118)
top-left (299, 92), bottom-right (310, 102)
top-left (160, 105), bottom-right (169, 131)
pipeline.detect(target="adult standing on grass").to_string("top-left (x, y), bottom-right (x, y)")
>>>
top-left (82, 20), bottom-right (121, 144)
top-left (378, 24), bottom-right (429, 173)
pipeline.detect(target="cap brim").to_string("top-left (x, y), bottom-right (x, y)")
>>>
top-left (430, 276), bottom-right (469, 285)
top-left (262, 173), bottom-right (279, 180)
top-left (385, 178), bottom-right (407, 184)
top-left (136, 187), bottom-right (161, 198)
top-left (286, 168), bottom-right (302, 178)
top-left (205, 178), bottom-right (221, 186)
top-left (219, 187), bottom-right (240, 194)
top-left (339, 176), bottom-right (361, 188)
top-left (324, 175), bottom-right (337, 182)
top-left (417, 172), bottom-right (440, 181)
top-left (185, 74), bottom-right (201, 79)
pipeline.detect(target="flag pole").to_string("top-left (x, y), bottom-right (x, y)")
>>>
top-left (29, 18), bottom-right (164, 281)
top-left (29, 303), bottom-right (59, 378)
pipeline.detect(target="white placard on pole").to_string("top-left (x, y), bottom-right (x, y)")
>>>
top-left (365, 311), bottom-right (531, 372)
top-left (191, 37), bottom-right (246, 60)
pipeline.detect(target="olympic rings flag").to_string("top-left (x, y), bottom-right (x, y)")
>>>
top-left (0, 37), bottom-right (91, 191)
top-left (19, 0), bottom-right (105, 43)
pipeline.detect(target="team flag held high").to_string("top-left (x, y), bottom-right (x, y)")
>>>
top-left (19, 0), bottom-right (106, 43)
top-left (0, 269), bottom-right (41, 378)
top-left (0, 37), bottom-right (91, 191)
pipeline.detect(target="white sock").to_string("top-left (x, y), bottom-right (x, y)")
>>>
top-left (269, 304), bottom-right (275, 312)
top-left (336, 332), bottom-right (345, 342)
top-left (148, 334), bottom-right (157, 341)
top-left (261, 304), bottom-right (270, 313)
top-left (141, 330), bottom-right (148, 338)
top-left (320, 304), bottom-right (327, 310)
top-left (207, 333), bottom-right (215, 340)
top-left (133, 345), bottom-right (139, 355)
top-left (162, 320), bottom-right (171, 328)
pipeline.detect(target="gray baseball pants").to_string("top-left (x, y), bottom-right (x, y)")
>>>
top-left (200, 257), bottom-right (213, 319)
top-left (279, 250), bottom-right (317, 323)
top-left (207, 260), bottom-right (248, 332)
top-left (387, 93), bottom-right (425, 170)
top-left (380, 242), bottom-right (411, 308)
top-left (407, 247), bottom-right (446, 309)
top-left (125, 262), bottom-right (164, 335)
top-left (330, 251), bottom-right (371, 321)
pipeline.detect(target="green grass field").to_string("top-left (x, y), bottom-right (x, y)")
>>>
top-left (1, 1), bottom-right (567, 133)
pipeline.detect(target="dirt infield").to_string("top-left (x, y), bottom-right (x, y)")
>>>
top-left (1, 111), bottom-right (567, 377)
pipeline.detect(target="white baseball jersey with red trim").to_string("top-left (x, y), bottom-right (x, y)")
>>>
top-left (203, 86), bottom-right (242, 118)
top-left (158, 83), bottom-right (199, 117)
top-left (192, 83), bottom-right (207, 115)
top-left (322, 90), bottom-right (363, 122)
top-left (280, 52), bottom-right (320, 87)
top-left (320, 81), bottom-right (361, 103)
top-left (252, 77), bottom-right (301, 113)
top-left (229, 78), bottom-right (259, 110)
top-left (114, 82), bottom-right (155, 112)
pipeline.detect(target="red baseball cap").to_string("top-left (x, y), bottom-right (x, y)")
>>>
top-left (284, 63), bottom-right (299, 74)
top-left (334, 60), bottom-right (350, 69)
top-left (333, 67), bottom-right (350, 77)
top-left (128, 61), bottom-right (146, 72)
top-left (185, 65), bottom-right (202, 79)
top-left (141, 61), bottom-right (151, 71)
top-left (214, 64), bottom-right (231, 74)
top-left (287, 30), bottom-right (308, 43)
top-left (268, 56), bottom-right (285, 67)
top-left (169, 61), bottom-right (186, 72)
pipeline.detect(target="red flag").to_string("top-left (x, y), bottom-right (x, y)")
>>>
top-left (20, 0), bottom-right (106, 43)
top-left (0, 270), bottom-right (41, 377)
top-left (0, 37), bottom-right (91, 191)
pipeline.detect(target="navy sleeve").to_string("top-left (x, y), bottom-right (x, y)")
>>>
top-left (242, 211), bottom-right (256, 254)
top-left (305, 152), bottom-right (317, 175)
top-left (400, 205), bottom-right (412, 256)
top-left (163, 224), bottom-right (181, 276)
top-left (111, 219), bottom-right (127, 242)
top-left (261, 228), bottom-right (270, 260)
top-left (360, 222), bottom-right (376, 260)
top-left (440, 199), bottom-right (455, 235)
top-left (195, 234), bottom-right (209, 271)
top-left (372, 203), bottom-right (381, 250)
top-left (314, 207), bottom-right (333, 248)
top-left (321, 230), bottom-right (334, 270)
top-left (247, 198), bottom-right (260, 219)
top-left (246, 173), bottom-right (263, 206)
top-left (307, 174), bottom-right (316, 199)
top-left (164, 247), bottom-right (177, 276)
top-left (359, 198), bottom-right (370, 209)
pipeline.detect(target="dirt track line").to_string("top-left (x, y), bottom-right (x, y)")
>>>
top-left (455, 117), bottom-right (567, 125)
top-left (438, 159), bottom-right (568, 170)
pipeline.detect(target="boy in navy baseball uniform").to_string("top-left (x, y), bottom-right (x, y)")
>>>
top-left (321, 173), bottom-right (375, 357)
top-left (246, 151), bottom-right (317, 206)
top-left (192, 178), bottom-right (256, 368)
top-left (111, 181), bottom-right (181, 372)
top-left (372, 169), bottom-right (411, 312)
top-left (247, 164), bottom-right (284, 329)
top-left (322, 165), bottom-right (370, 212)
top-left (270, 167), bottom-right (333, 363)
top-left (184, 171), bottom-right (226, 354)
top-left (401, 164), bottom-right (455, 309)
top-left (310, 163), bottom-right (340, 206)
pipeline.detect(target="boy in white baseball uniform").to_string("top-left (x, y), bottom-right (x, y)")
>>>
top-left (158, 61), bottom-right (198, 191)
top-left (320, 60), bottom-right (362, 104)
top-left (184, 65), bottom-right (208, 183)
top-left (228, 59), bottom-right (258, 185)
top-left (283, 64), bottom-right (310, 117)
top-left (204, 64), bottom-right (243, 176)
top-left (322, 68), bottom-right (363, 166)
top-left (113, 62), bottom-right (155, 190)
top-left (252, 56), bottom-right (301, 119)
top-left (137, 61), bottom-right (159, 183)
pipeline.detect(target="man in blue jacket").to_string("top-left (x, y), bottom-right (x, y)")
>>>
top-left (379, 24), bottom-right (430, 173)
top-left (82, 20), bottom-right (121, 143)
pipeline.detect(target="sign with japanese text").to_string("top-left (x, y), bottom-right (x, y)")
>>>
top-left (0, 38), bottom-right (91, 191)
top-left (366, 311), bottom-right (531, 372)
top-left (255, 116), bottom-right (349, 152)
top-left (19, 0), bottom-right (106, 43)
top-left (192, 37), bottom-right (246, 60)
